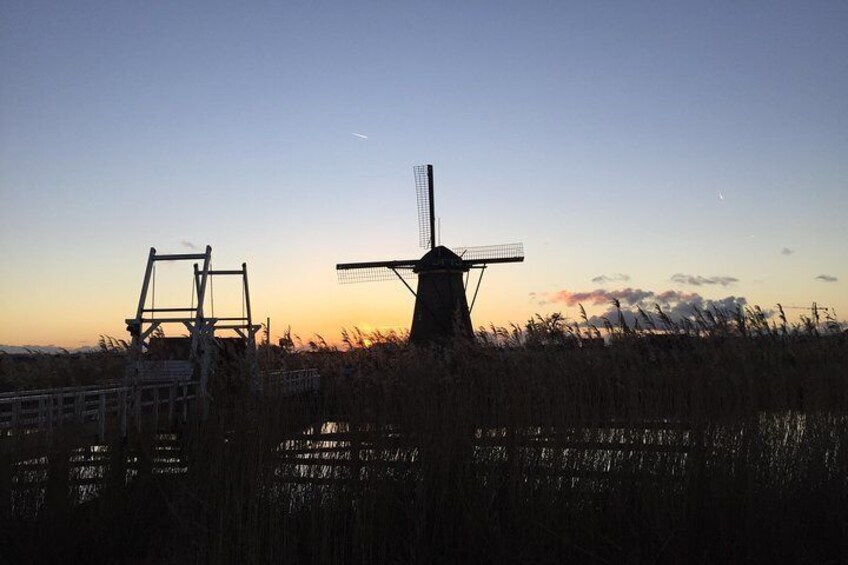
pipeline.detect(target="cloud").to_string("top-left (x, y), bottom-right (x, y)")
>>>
top-left (591, 273), bottom-right (630, 284)
top-left (529, 291), bottom-right (544, 304)
top-left (670, 273), bottom-right (738, 287)
top-left (584, 294), bottom-right (749, 328)
top-left (538, 287), bottom-right (751, 329)
top-left (546, 287), bottom-right (657, 307)
top-left (545, 287), bottom-right (713, 308)
top-left (180, 240), bottom-right (198, 250)
top-left (352, 132), bottom-right (369, 139)
top-left (781, 247), bottom-right (794, 256)
top-left (815, 274), bottom-right (838, 282)
top-left (655, 290), bottom-right (701, 303)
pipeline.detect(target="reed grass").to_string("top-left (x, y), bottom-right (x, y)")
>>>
top-left (1, 307), bottom-right (846, 564)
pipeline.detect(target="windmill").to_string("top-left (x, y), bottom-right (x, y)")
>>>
top-left (336, 164), bottom-right (524, 344)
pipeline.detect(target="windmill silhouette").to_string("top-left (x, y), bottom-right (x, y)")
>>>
top-left (336, 164), bottom-right (524, 344)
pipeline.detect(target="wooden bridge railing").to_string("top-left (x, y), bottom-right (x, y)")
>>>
top-left (263, 368), bottom-right (321, 395)
top-left (0, 380), bottom-right (200, 441)
top-left (0, 368), bottom-right (321, 443)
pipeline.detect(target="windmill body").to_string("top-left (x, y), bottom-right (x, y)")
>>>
top-left (410, 245), bottom-right (473, 343)
top-left (336, 165), bottom-right (523, 345)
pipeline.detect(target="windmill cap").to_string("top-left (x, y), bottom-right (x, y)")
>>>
top-left (414, 246), bottom-right (467, 273)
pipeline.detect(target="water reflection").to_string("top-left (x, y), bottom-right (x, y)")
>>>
top-left (9, 433), bottom-right (189, 515)
top-left (276, 420), bottom-right (692, 491)
top-left (7, 412), bottom-right (845, 515)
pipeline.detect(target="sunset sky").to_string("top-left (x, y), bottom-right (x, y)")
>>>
top-left (1, 1), bottom-right (846, 348)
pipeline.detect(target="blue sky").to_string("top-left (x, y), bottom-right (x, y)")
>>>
top-left (1, 1), bottom-right (846, 346)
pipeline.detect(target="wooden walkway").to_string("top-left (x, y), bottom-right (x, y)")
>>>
top-left (0, 380), bottom-right (199, 445)
top-left (0, 369), bottom-right (321, 448)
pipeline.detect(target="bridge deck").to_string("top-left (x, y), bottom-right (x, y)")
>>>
top-left (0, 368), bottom-right (321, 450)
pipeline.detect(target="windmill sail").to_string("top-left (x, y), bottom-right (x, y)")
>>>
top-left (336, 259), bottom-right (418, 284)
top-left (454, 243), bottom-right (524, 265)
top-left (414, 165), bottom-right (435, 249)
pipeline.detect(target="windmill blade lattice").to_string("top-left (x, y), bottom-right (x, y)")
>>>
top-left (414, 165), bottom-right (433, 249)
top-left (454, 243), bottom-right (524, 264)
top-left (337, 265), bottom-right (417, 284)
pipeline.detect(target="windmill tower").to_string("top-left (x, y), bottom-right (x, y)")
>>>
top-left (336, 165), bottom-right (524, 344)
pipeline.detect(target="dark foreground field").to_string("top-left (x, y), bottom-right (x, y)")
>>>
top-left (2, 328), bottom-right (847, 564)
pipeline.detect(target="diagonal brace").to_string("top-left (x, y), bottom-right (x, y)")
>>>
top-left (392, 268), bottom-right (417, 297)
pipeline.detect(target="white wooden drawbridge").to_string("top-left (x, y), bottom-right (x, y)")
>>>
top-left (124, 245), bottom-right (262, 395)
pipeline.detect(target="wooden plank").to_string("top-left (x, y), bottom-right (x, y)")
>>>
top-left (0, 381), bottom-right (124, 400)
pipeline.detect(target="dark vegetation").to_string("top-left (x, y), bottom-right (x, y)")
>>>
top-left (0, 348), bottom-right (126, 392)
top-left (1, 306), bottom-right (847, 564)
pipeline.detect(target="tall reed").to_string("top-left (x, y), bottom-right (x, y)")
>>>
top-left (2, 310), bottom-right (846, 564)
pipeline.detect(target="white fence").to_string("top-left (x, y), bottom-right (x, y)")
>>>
top-left (0, 368), bottom-right (320, 441)
top-left (0, 381), bottom-right (199, 440)
top-left (125, 360), bottom-right (194, 382)
top-left (263, 368), bottom-right (321, 396)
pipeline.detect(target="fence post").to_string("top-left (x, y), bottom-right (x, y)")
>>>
top-left (119, 389), bottom-right (128, 439)
top-left (181, 384), bottom-right (188, 424)
top-left (38, 397), bottom-right (46, 432)
top-left (56, 393), bottom-right (64, 428)
top-left (98, 392), bottom-right (106, 442)
top-left (134, 386), bottom-right (142, 433)
top-left (48, 395), bottom-right (56, 437)
top-left (168, 384), bottom-right (176, 428)
top-left (75, 392), bottom-right (83, 424)
top-left (152, 387), bottom-right (160, 429)
top-left (12, 399), bottom-right (20, 433)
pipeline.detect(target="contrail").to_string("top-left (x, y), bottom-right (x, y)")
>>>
top-left (352, 132), bottom-right (369, 139)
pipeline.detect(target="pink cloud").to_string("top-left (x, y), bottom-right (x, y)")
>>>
top-left (545, 287), bottom-right (658, 306)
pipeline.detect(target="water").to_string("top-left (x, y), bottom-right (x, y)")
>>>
top-left (7, 412), bottom-right (845, 515)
